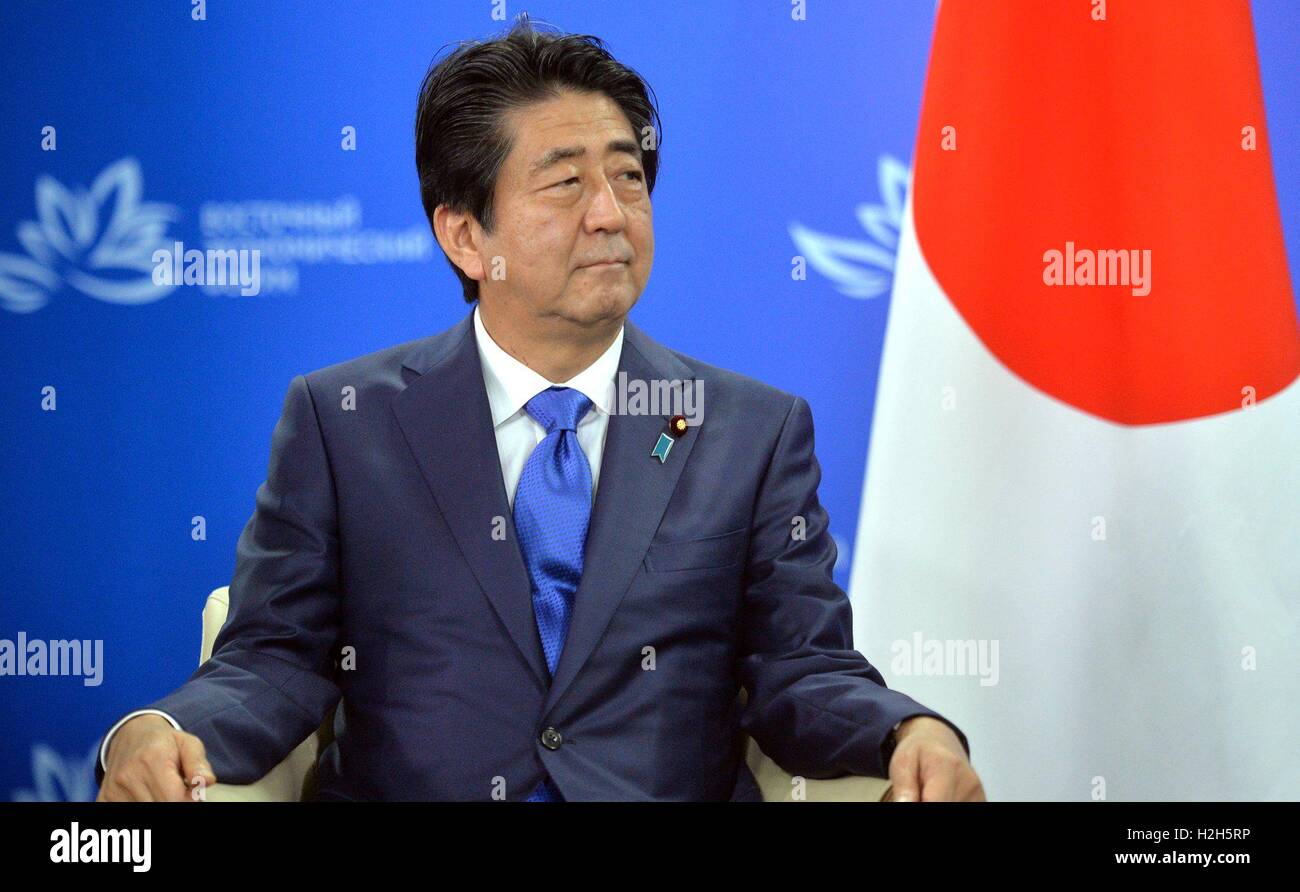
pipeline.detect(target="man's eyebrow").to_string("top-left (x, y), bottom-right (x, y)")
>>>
top-left (529, 139), bottom-right (644, 177)
top-left (604, 139), bottom-right (643, 162)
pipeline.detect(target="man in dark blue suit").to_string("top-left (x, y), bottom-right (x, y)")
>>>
top-left (96, 17), bottom-right (983, 802)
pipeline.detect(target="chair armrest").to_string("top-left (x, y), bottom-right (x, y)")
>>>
top-left (203, 718), bottom-right (330, 802)
top-left (743, 734), bottom-right (893, 802)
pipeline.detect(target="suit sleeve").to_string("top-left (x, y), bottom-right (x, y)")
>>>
top-left (735, 395), bottom-right (969, 780)
top-left (99, 374), bottom-right (345, 787)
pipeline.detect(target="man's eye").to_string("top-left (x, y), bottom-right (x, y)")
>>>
top-left (621, 170), bottom-right (644, 182)
top-left (553, 177), bottom-right (579, 188)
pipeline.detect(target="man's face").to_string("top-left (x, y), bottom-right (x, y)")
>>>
top-left (473, 89), bottom-right (653, 328)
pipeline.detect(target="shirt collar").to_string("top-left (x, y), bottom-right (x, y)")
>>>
top-left (473, 303), bottom-right (623, 429)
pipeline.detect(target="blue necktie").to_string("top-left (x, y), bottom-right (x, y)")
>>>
top-left (513, 386), bottom-right (593, 801)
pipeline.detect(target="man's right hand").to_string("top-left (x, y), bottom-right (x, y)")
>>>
top-left (96, 714), bottom-right (217, 802)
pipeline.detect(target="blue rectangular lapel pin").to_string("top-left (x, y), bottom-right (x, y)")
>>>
top-left (651, 432), bottom-right (674, 464)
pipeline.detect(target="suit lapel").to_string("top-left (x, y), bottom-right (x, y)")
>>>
top-left (391, 310), bottom-right (550, 689)
top-left (543, 321), bottom-right (699, 714)
top-left (390, 310), bottom-right (700, 709)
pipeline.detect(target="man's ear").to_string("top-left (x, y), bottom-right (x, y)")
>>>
top-left (433, 205), bottom-right (486, 283)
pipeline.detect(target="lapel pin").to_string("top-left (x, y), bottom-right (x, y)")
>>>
top-left (651, 433), bottom-right (673, 464)
top-left (651, 415), bottom-right (691, 464)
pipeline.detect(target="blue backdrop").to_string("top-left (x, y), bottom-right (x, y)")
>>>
top-left (2, 0), bottom-right (1296, 800)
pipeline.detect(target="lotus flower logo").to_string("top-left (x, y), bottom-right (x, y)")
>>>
top-left (789, 154), bottom-right (909, 299)
top-left (0, 157), bottom-right (180, 313)
top-left (12, 741), bottom-right (99, 802)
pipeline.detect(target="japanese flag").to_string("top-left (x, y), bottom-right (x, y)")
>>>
top-left (850, 0), bottom-right (1300, 800)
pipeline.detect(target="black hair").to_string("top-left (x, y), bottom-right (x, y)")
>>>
top-left (414, 13), bottom-right (662, 302)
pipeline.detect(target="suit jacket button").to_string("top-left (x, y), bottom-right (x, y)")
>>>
top-left (540, 727), bottom-right (563, 750)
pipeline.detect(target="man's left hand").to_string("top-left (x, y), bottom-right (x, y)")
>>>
top-left (885, 716), bottom-right (986, 802)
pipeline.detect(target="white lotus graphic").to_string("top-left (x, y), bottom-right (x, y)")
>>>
top-left (0, 157), bottom-right (180, 313)
top-left (12, 741), bottom-right (99, 802)
top-left (789, 154), bottom-right (909, 299)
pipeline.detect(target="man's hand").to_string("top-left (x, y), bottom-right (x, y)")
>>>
top-left (885, 716), bottom-right (985, 802)
top-left (96, 714), bottom-right (217, 802)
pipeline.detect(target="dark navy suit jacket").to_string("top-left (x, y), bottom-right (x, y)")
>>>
top-left (99, 308), bottom-right (966, 800)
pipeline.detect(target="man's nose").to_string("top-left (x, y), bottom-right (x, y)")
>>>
top-left (583, 176), bottom-right (628, 232)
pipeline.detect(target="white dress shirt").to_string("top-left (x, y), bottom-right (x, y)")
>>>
top-left (473, 303), bottom-right (622, 507)
top-left (100, 305), bottom-right (624, 776)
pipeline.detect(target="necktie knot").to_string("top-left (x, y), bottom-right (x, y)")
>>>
top-left (525, 386), bottom-right (593, 434)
